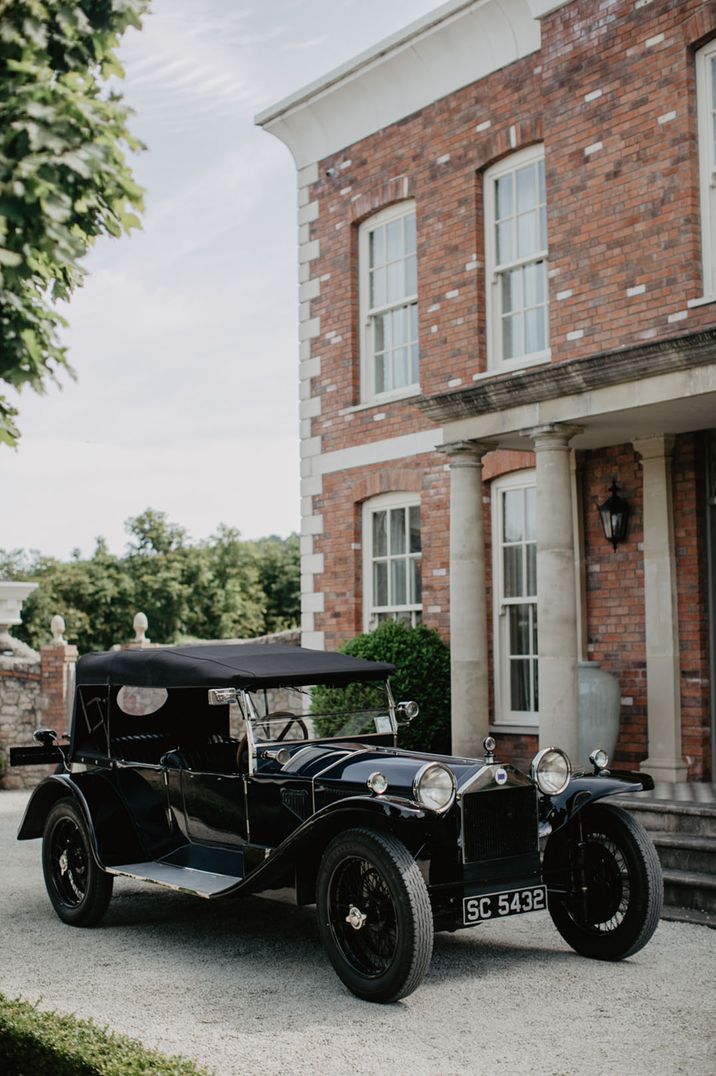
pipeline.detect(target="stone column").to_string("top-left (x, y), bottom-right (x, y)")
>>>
top-left (530, 425), bottom-right (582, 758)
top-left (440, 440), bottom-right (492, 757)
top-left (633, 436), bottom-right (688, 781)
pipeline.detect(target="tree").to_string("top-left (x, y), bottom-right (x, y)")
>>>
top-left (0, 0), bottom-right (149, 447)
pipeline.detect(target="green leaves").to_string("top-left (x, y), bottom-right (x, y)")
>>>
top-left (0, 0), bottom-right (149, 447)
top-left (1, 511), bottom-right (301, 653)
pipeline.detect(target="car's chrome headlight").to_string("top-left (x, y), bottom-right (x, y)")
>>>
top-left (531, 747), bottom-right (571, 795)
top-left (412, 762), bottom-right (456, 812)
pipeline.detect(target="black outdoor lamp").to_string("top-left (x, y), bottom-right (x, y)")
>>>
top-left (597, 479), bottom-right (630, 551)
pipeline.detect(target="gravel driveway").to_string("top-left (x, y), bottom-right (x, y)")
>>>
top-left (1, 789), bottom-right (714, 1076)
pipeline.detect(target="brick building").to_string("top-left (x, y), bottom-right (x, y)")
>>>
top-left (257, 0), bottom-right (716, 782)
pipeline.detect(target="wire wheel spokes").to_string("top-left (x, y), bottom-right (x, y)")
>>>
top-left (329, 856), bottom-right (398, 977)
top-left (50, 817), bottom-right (89, 907)
top-left (578, 831), bottom-right (631, 932)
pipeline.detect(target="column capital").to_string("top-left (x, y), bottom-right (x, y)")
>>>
top-left (438, 439), bottom-right (494, 466)
top-left (633, 434), bottom-right (675, 462)
top-left (526, 423), bottom-right (583, 451)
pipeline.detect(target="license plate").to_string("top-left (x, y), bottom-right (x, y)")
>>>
top-left (463, 885), bottom-right (546, 925)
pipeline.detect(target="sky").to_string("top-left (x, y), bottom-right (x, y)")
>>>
top-left (1, 0), bottom-right (439, 560)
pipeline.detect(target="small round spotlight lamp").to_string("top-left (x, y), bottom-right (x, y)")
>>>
top-left (367, 772), bottom-right (388, 795)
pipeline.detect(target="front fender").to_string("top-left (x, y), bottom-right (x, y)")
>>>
top-left (544, 770), bottom-right (654, 836)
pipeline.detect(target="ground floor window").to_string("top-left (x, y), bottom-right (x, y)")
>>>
top-left (491, 471), bottom-right (538, 726)
top-left (362, 493), bottom-right (422, 631)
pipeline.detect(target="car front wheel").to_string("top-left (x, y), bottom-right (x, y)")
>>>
top-left (544, 802), bottom-right (662, 960)
top-left (42, 797), bottom-right (113, 927)
top-left (316, 827), bottom-right (433, 1003)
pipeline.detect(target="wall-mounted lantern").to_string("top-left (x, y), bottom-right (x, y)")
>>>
top-left (597, 480), bottom-right (630, 551)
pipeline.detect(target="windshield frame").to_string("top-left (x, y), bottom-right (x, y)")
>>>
top-left (238, 679), bottom-right (398, 774)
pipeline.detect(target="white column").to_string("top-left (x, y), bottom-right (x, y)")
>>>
top-left (633, 436), bottom-right (688, 781)
top-left (441, 441), bottom-right (491, 757)
top-left (531, 425), bottom-right (582, 758)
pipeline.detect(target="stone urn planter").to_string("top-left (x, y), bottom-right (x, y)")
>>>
top-left (577, 660), bottom-right (621, 769)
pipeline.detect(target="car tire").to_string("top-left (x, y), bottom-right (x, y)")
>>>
top-left (544, 802), bottom-right (662, 960)
top-left (316, 827), bottom-right (433, 1002)
top-left (42, 797), bottom-right (113, 927)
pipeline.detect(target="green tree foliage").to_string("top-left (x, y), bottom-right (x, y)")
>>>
top-left (0, 510), bottom-right (300, 653)
top-left (312, 621), bottom-right (452, 754)
top-left (0, 0), bottom-right (149, 447)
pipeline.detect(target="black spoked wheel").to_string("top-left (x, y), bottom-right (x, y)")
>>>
top-left (317, 828), bottom-right (433, 1003)
top-left (42, 798), bottom-right (113, 927)
top-left (544, 802), bottom-right (662, 961)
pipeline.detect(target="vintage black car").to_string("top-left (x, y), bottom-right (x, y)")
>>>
top-left (11, 642), bottom-right (662, 1002)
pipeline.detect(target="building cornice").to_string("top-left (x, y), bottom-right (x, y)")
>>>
top-left (416, 330), bottom-right (716, 423)
top-left (255, 0), bottom-right (542, 169)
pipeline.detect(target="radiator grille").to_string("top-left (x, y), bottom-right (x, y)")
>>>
top-left (461, 785), bottom-right (538, 863)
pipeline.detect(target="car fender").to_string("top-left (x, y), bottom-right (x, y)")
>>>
top-left (241, 794), bottom-right (431, 901)
top-left (544, 771), bottom-right (655, 836)
top-left (17, 770), bottom-right (144, 868)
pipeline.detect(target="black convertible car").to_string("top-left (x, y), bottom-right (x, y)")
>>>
top-left (11, 643), bottom-right (662, 1002)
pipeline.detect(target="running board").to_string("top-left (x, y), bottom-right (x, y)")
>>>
top-left (107, 861), bottom-right (243, 898)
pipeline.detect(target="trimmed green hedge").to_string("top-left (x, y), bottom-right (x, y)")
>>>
top-left (313, 621), bottom-right (451, 754)
top-left (0, 993), bottom-right (212, 1076)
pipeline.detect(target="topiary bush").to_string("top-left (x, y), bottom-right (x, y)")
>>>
top-left (312, 621), bottom-right (451, 754)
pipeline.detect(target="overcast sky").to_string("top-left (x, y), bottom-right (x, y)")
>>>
top-left (1, 0), bottom-right (438, 560)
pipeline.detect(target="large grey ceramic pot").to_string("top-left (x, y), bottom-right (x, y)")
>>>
top-left (577, 660), bottom-right (621, 768)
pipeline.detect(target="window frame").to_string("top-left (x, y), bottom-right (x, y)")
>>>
top-left (361, 491), bottom-right (422, 633)
top-left (484, 145), bottom-right (550, 372)
top-left (358, 201), bottom-right (419, 404)
top-left (490, 469), bottom-right (539, 730)
top-left (697, 39), bottom-right (716, 298)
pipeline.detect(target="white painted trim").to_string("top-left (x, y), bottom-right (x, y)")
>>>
top-left (484, 144), bottom-right (550, 371)
top-left (490, 469), bottom-right (539, 728)
top-left (362, 491), bottom-right (422, 632)
top-left (256, 0), bottom-right (541, 168)
top-left (697, 41), bottom-right (716, 297)
top-left (314, 428), bottom-right (444, 476)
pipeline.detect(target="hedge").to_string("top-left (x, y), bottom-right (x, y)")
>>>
top-left (312, 621), bottom-right (451, 754)
top-left (0, 993), bottom-right (212, 1076)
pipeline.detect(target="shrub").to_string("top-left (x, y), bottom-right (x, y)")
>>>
top-left (0, 993), bottom-right (211, 1076)
top-left (312, 621), bottom-right (451, 754)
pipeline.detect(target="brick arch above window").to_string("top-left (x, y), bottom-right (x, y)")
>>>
top-left (473, 118), bottom-right (543, 174)
top-left (683, 6), bottom-right (716, 51)
top-left (349, 174), bottom-right (414, 225)
top-left (482, 450), bottom-right (536, 484)
top-left (351, 468), bottom-right (423, 505)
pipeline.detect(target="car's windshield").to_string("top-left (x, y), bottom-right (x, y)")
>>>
top-left (244, 681), bottom-right (396, 745)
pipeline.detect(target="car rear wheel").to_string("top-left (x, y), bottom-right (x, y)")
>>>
top-left (317, 827), bottom-right (433, 1002)
top-left (544, 802), bottom-right (662, 960)
top-left (42, 797), bottom-right (113, 926)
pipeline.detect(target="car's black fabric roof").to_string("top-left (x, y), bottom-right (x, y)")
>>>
top-left (75, 643), bottom-right (394, 689)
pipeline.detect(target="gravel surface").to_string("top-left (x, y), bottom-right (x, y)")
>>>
top-left (1, 789), bottom-right (714, 1076)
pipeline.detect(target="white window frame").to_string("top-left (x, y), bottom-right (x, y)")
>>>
top-left (697, 40), bottom-right (716, 298)
top-left (484, 145), bottom-right (550, 371)
top-left (358, 201), bottom-right (419, 403)
top-left (491, 470), bottom-right (539, 729)
top-left (362, 492), bottom-right (422, 632)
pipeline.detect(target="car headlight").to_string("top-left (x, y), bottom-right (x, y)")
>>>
top-left (413, 763), bottom-right (456, 812)
top-left (531, 747), bottom-right (571, 795)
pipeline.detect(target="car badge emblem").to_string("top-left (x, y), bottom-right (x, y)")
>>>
top-left (495, 768), bottom-right (508, 785)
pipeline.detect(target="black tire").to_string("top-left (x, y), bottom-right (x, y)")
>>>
top-left (42, 797), bottom-right (113, 927)
top-left (544, 802), bottom-right (662, 960)
top-left (316, 827), bottom-right (433, 1003)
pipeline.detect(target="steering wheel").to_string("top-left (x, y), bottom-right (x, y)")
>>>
top-left (270, 711), bottom-right (309, 742)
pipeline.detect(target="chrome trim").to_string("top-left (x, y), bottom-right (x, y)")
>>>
top-left (412, 761), bottom-right (456, 814)
top-left (456, 764), bottom-right (490, 797)
top-left (311, 748), bottom-right (364, 815)
top-left (530, 746), bottom-right (571, 795)
top-left (367, 771), bottom-right (388, 795)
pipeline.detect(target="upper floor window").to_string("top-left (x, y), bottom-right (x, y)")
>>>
top-left (697, 40), bottom-right (716, 296)
top-left (359, 202), bottom-right (418, 402)
top-left (485, 146), bottom-right (549, 369)
top-left (362, 492), bottom-right (422, 631)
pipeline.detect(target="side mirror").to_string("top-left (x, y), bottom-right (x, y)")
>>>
top-left (33, 728), bottom-right (58, 748)
top-left (395, 700), bottom-right (419, 726)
